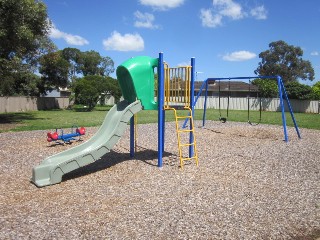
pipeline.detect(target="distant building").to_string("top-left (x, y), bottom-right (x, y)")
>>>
top-left (42, 88), bottom-right (71, 97)
top-left (194, 80), bottom-right (259, 98)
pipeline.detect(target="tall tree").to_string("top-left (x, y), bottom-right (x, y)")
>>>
top-left (99, 56), bottom-right (115, 76)
top-left (0, 0), bottom-right (55, 95)
top-left (39, 51), bottom-right (70, 94)
top-left (61, 47), bottom-right (81, 83)
top-left (38, 48), bottom-right (116, 95)
top-left (77, 50), bottom-right (114, 76)
top-left (254, 40), bottom-right (314, 83)
top-left (0, 0), bottom-right (51, 60)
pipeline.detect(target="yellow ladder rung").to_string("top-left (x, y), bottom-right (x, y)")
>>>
top-left (177, 129), bottom-right (192, 133)
top-left (181, 156), bottom-right (197, 161)
top-left (176, 116), bottom-right (192, 119)
top-left (167, 104), bottom-right (198, 169)
top-left (179, 143), bottom-right (194, 147)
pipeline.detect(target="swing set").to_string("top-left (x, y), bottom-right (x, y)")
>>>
top-left (215, 78), bottom-right (262, 125)
top-left (188, 76), bottom-right (301, 142)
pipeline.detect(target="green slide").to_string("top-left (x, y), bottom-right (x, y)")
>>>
top-left (32, 55), bottom-right (157, 187)
top-left (31, 100), bottom-right (142, 187)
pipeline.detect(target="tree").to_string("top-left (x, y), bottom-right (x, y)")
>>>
top-left (0, 0), bottom-right (51, 60)
top-left (0, 0), bottom-right (55, 96)
top-left (37, 48), bottom-right (116, 96)
top-left (0, 56), bottom-right (43, 96)
top-left (311, 81), bottom-right (320, 100)
top-left (104, 77), bottom-right (122, 102)
top-left (100, 56), bottom-right (115, 76)
top-left (39, 52), bottom-right (70, 95)
top-left (61, 47), bottom-right (81, 83)
top-left (74, 78), bottom-right (100, 110)
top-left (254, 40), bottom-right (315, 83)
top-left (252, 78), bottom-right (278, 98)
top-left (74, 75), bottom-right (121, 110)
top-left (284, 81), bottom-right (313, 100)
top-left (14, 72), bottom-right (42, 96)
top-left (77, 50), bottom-right (114, 76)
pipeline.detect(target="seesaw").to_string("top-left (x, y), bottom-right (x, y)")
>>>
top-left (47, 126), bottom-right (85, 145)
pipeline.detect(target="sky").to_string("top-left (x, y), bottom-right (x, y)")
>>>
top-left (44, 0), bottom-right (320, 84)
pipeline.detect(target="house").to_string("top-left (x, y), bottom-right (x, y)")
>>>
top-left (194, 80), bottom-right (259, 98)
top-left (42, 87), bottom-right (71, 98)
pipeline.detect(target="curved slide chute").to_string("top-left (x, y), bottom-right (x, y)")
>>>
top-left (31, 100), bottom-right (142, 187)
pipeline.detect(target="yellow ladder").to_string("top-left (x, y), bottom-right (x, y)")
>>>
top-left (170, 107), bottom-right (199, 169)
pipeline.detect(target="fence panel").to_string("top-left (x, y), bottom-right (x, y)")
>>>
top-left (0, 97), bottom-right (70, 113)
top-left (1, 96), bottom-right (319, 114)
top-left (194, 97), bottom-right (319, 114)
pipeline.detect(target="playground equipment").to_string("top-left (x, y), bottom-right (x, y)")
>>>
top-left (189, 76), bottom-right (301, 142)
top-left (47, 126), bottom-right (86, 144)
top-left (247, 80), bottom-right (262, 126)
top-left (31, 53), bottom-right (198, 187)
top-left (218, 79), bottom-right (230, 123)
top-left (163, 62), bottom-right (198, 168)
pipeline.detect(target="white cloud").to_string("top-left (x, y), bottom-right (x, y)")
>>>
top-left (49, 23), bottom-right (89, 46)
top-left (139, 0), bottom-right (184, 10)
top-left (134, 11), bottom-right (159, 29)
top-left (222, 51), bottom-right (256, 61)
top-left (250, 5), bottom-right (267, 20)
top-left (200, 9), bottom-right (222, 28)
top-left (213, 0), bottom-right (244, 20)
top-left (200, 0), bottom-right (268, 28)
top-left (103, 31), bottom-right (144, 51)
top-left (311, 51), bottom-right (319, 56)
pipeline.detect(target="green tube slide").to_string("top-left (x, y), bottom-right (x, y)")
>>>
top-left (116, 56), bottom-right (158, 110)
top-left (31, 100), bottom-right (142, 187)
top-left (31, 55), bottom-right (157, 187)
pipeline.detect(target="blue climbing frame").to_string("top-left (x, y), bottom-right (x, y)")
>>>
top-left (129, 52), bottom-right (196, 167)
top-left (157, 53), bottom-right (196, 167)
top-left (158, 52), bottom-right (165, 167)
top-left (189, 76), bottom-right (301, 142)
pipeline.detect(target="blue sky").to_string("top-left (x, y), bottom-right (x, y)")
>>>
top-left (44, 0), bottom-right (320, 84)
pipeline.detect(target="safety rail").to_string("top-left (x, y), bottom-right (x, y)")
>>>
top-left (164, 64), bottom-right (192, 109)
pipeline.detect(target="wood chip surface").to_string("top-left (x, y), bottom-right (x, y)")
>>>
top-left (0, 121), bottom-right (319, 239)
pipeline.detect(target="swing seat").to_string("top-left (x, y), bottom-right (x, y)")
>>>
top-left (219, 117), bottom-right (227, 123)
top-left (248, 120), bottom-right (260, 126)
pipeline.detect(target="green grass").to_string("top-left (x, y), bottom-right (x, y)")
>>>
top-left (138, 109), bottom-right (320, 130)
top-left (0, 106), bottom-right (319, 133)
top-left (192, 109), bottom-right (320, 130)
top-left (0, 105), bottom-right (112, 132)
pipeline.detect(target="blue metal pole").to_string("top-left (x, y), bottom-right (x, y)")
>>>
top-left (279, 77), bottom-right (301, 139)
top-left (203, 79), bottom-right (209, 127)
top-left (162, 110), bottom-right (165, 153)
top-left (130, 115), bottom-right (135, 158)
top-left (182, 79), bottom-right (207, 129)
top-left (277, 76), bottom-right (288, 142)
top-left (189, 57), bottom-right (195, 157)
top-left (158, 52), bottom-right (164, 167)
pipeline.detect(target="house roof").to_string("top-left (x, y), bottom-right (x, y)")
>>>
top-left (194, 80), bottom-right (259, 92)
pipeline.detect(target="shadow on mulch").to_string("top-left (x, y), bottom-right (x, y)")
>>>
top-left (62, 149), bottom-right (172, 182)
top-left (0, 112), bottom-right (36, 124)
top-left (290, 228), bottom-right (320, 240)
